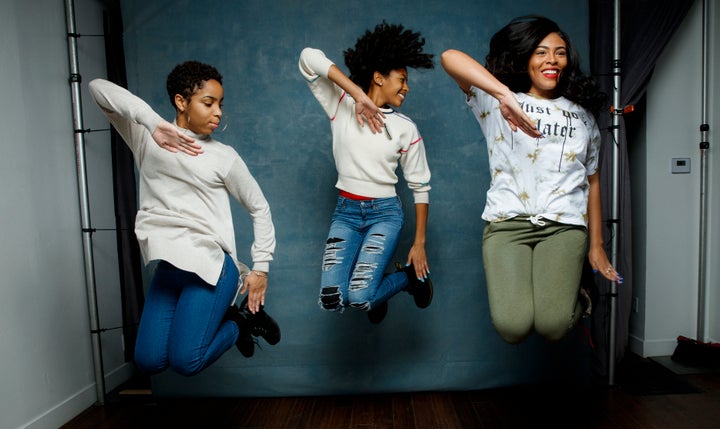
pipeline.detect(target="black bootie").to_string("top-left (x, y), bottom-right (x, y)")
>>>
top-left (224, 304), bottom-right (255, 357)
top-left (240, 297), bottom-right (281, 345)
top-left (396, 262), bottom-right (433, 309)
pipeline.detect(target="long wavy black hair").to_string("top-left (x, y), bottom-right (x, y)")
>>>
top-left (486, 15), bottom-right (605, 117)
top-left (166, 61), bottom-right (223, 109)
top-left (344, 22), bottom-right (434, 93)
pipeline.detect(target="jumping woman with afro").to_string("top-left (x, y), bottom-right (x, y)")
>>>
top-left (299, 22), bottom-right (434, 323)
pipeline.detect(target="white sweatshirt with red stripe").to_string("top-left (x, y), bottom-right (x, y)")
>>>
top-left (299, 48), bottom-right (431, 204)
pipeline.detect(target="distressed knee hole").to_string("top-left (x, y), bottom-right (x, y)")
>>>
top-left (319, 286), bottom-right (342, 311)
top-left (322, 237), bottom-right (345, 271)
top-left (349, 262), bottom-right (377, 291)
top-left (362, 233), bottom-right (386, 254)
top-left (350, 301), bottom-right (370, 311)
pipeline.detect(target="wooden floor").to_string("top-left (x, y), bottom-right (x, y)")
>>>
top-left (62, 354), bottom-right (720, 429)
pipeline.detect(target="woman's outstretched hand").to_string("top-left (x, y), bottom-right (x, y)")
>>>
top-left (588, 246), bottom-right (624, 284)
top-left (240, 271), bottom-right (268, 314)
top-left (152, 120), bottom-right (204, 155)
top-left (354, 93), bottom-right (386, 134)
top-left (406, 244), bottom-right (429, 282)
top-left (498, 93), bottom-right (543, 138)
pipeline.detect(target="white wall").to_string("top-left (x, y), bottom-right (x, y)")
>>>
top-left (631, 0), bottom-right (719, 357)
top-left (0, 1), bottom-right (129, 428)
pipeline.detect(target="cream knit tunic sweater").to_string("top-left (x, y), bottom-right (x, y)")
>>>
top-left (89, 79), bottom-right (275, 286)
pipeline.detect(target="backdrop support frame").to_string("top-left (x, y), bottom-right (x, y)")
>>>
top-left (64, 0), bottom-right (106, 406)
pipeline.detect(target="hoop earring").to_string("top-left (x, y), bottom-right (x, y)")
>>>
top-left (216, 116), bottom-right (228, 133)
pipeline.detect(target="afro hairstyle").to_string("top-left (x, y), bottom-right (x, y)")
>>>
top-left (343, 22), bottom-right (434, 92)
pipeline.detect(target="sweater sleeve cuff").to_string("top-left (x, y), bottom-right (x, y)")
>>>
top-left (140, 111), bottom-right (164, 136)
top-left (413, 190), bottom-right (430, 205)
top-left (251, 262), bottom-right (270, 273)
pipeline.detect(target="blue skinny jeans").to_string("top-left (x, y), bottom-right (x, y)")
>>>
top-left (134, 253), bottom-right (240, 376)
top-left (319, 196), bottom-right (408, 312)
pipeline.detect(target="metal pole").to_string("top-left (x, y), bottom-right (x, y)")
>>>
top-left (64, 0), bottom-right (106, 405)
top-left (696, 0), bottom-right (709, 343)
top-left (608, 0), bottom-right (622, 386)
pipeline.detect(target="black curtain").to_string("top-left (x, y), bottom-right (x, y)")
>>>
top-left (588, 0), bottom-right (695, 376)
top-left (101, 0), bottom-right (144, 362)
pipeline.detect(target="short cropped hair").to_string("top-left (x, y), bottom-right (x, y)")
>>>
top-left (166, 61), bottom-right (223, 108)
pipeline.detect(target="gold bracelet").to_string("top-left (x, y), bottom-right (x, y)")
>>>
top-left (251, 270), bottom-right (267, 278)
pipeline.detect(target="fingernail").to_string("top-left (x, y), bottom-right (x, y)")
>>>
top-left (418, 277), bottom-right (424, 282)
top-left (593, 269), bottom-right (598, 273)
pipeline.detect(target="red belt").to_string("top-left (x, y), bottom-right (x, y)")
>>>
top-left (339, 190), bottom-right (374, 200)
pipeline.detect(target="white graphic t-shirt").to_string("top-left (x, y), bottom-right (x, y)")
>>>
top-left (467, 87), bottom-right (600, 227)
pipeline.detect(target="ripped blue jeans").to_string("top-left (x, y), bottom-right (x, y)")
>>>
top-left (319, 196), bottom-right (408, 312)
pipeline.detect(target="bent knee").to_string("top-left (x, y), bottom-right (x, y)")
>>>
top-left (166, 345), bottom-right (207, 377)
top-left (491, 313), bottom-right (533, 344)
top-left (168, 355), bottom-right (204, 377)
top-left (134, 351), bottom-right (167, 375)
top-left (535, 314), bottom-right (575, 342)
top-left (319, 286), bottom-right (343, 311)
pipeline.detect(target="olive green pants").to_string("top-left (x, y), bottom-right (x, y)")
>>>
top-left (482, 219), bottom-right (587, 344)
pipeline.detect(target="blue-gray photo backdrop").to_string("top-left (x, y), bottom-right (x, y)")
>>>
top-left (119, 0), bottom-right (592, 396)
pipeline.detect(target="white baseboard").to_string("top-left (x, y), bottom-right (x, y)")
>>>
top-left (628, 334), bottom-right (644, 355)
top-left (104, 362), bottom-right (136, 392)
top-left (20, 363), bottom-right (135, 429)
top-left (628, 334), bottom-right (681, 357)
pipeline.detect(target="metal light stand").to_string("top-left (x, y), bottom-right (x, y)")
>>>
top-left (64, 0), bottom-right (106, 405)
top-left (607, 0), bottom-right (622, 386)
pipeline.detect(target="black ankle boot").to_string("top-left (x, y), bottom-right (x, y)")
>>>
top-left (396, 262), bottom-right (433, 309)
top-left (367, 301), bottom-right (388, 324)
top-left (239, 297), bottom-right (281, 345)
top-left (224, 304), bottom-right (255, 358)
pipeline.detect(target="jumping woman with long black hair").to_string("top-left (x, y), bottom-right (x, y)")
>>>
top-left (442, 16), bottom-right (622, 344)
